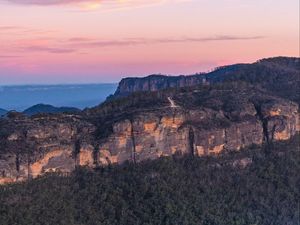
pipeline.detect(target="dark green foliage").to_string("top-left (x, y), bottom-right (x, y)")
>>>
top-left (113, 57), bottom-right (300, 105)
top-left (1, 135), bottom-right (299, 225)
top-left (86, 90), bottom-right (169, 140)
top-left (208, 57), bottom-right (300, 104)
top-left (86, 81), bottom-right (281, 140)
top-left (0, 108), bottom-right (7, 117)
top-left (23, 104), bottom-right (81, 116)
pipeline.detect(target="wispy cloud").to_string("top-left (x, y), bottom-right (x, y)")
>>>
top-left (0, 55), bottom-right (22, 58)
top-left (3, 0), bottom-right (94, 5)
top-left (1, 0), bottom-right (164, 6)
top-left (67, 35), bottom-right (264, 48)
top-left (1, 35), bottom-right (265, 55)
top-left (23, 46), bottom-right (76, 54)
top-left (1, 0), bottom-right (189, 10)
top-left (0, 25), bottom-right (56, 36)
top-left (0, 26), bottom-right (21, 30)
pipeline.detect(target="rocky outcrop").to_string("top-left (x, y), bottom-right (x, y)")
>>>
top-left (0, 83), bottom-right (299, 184)
top-left (0, 83), bottom-right (299, 185)
top-left (96, 100), bottom-right (298, 165)
top-left (0, 114), bottom-right (96, 184)
top-left (97, 112), bottom-right (189, 165)
top-left (113, 57), bottom-right (300, 105)
top-left (114, 74), bottom-right (208, 97)
top-left (261, 101), bottom-right (299, 141)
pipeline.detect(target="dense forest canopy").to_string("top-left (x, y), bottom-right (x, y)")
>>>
top-left (1, 134), bottom-right (299, 225)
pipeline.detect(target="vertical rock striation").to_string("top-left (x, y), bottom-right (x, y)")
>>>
top-left (0, 83), bottom-right (299, 184)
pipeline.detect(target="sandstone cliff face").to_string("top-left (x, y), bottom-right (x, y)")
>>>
top-left (97, 112), bottom-right (189, 165)
top-left (113, 57), bottom-right (300, 105)
top-left (260, 101), bottom-right (299, 141)
top-left (96, 101), bottom-right (298, 165)
top-left (0, 85), bottom-right (299, 185)
top-left (0, 115), bottom-right (95, 184)
top-left (114, 74), bottom-right (207, 97)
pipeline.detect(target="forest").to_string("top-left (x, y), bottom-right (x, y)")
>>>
top-left (0, 134), bottom-right (299, 225)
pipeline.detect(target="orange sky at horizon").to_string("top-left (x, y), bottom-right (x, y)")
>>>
top-left (0, 0), bottom-right (299, 84)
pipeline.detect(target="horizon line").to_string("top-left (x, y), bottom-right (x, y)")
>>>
top-left (0, 82), bottom-right (119, 87)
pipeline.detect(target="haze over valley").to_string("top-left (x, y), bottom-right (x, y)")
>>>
top-left (0, 0), bottom-right (299, 224)
top-left (0, 83), bottom-right (117, 111)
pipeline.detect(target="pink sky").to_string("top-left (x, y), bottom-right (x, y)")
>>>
top-left (0, 0), bottom-right (299, 84)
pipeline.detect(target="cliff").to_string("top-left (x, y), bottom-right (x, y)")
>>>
top-left (1, 82), bottom-right (299, 184)
top-left (114, 74), bottom-right (208, 97)
top-left (113, 57), bottom-right (300, 104)
top-left (0, 114), bottom-right (95, 184)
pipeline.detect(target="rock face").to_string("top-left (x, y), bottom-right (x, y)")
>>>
top-left (97, 111), bottom-right (261, 164)
top-left (1, 56), bottom-right (299, 185)
top-left (96, 102), bottom-right (298, 165)
top-left (0, 114), bottom-right (95, 184)
top-left (0, 83), bottom-right (299, 185)
top-left (114, 74), bottom-right (208, 97)
top-left (113, 57), bottom-right (300, 105)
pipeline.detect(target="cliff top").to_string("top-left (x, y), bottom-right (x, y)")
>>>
top-left (113, 56), bottom-right (300, 104)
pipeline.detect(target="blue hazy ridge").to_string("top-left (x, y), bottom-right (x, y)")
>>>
top-left (0, 83), bottom-right (118, 111)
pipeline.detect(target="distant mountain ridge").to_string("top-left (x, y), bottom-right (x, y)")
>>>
top-left (0, 83), bottom-right (118, 111)
top-left (22, 104), bottom-right (80, 116)
top-left (114, 56), bottom-right (300, 104)
top-left (0, 108), bottom-right (7, 116)
top-left (1, 81), bottom-right (299, 185)
top-left (113, 73), bottom-right (208, 97)
top-left (1, 56), bottom-right (299, 186)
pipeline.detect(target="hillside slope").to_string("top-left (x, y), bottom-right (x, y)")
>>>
top-left (0, 82), bottom-right (299, 184)
top-left (0, 108), bottom-right (7, 117)
top-left (0, 57), bottom-right (299, 185)
top-left (1, 135), bottom-right (299, 225)
top-left (23, 104), bottom-right (80, 116)
top-left (114, 57), bottom-right (300, 104)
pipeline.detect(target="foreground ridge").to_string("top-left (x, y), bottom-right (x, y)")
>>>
top-left (0, 81), bottom-right (299, 184)
top-left (1, 135), bottom-right (299, 225)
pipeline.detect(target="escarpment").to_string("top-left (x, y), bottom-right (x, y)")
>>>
top-left (114, 74), bottom-right (208, 98)
top-left (113, 57), bottom-right (300, 104)
top-left (0, 114), bottom-right (96, 184)
top-left (0, 82), bottom-right (299, 185)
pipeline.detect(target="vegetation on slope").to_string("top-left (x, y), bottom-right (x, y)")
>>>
top-left (23, 104), bottom-right (80, 116)
top-left (0, 134), bottom-right (299, 225)
top-left (208, 57), bottom-right (300, 104)
top-left (0, 108), bottom-right (8, 117)
top-left (86, 81), bottom-right (288, 140)
top-left (113, 57), bottom-right (300, 104)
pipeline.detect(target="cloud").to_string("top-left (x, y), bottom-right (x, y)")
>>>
top-left (67, 35), bottom-right (264, 48)
top-left (23, 46), bottom-right (76, 53)
top-left (0, 26), bottom-right (55, 36)
top-left (4, 0), bottom-right (93, 5)
top-left (1, 35), bottom-right (264, 55)
top-left (3, 0), bottom-right (168, 6)
top-left (1, 0), bottom-right (189, 10)
top-left (0, 26), bottom-right (21, 30)
top-left (0, 55), bottom-right (22, 58)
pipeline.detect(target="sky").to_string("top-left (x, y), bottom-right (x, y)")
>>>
top-left (0, 0), bottom-right (299, 84)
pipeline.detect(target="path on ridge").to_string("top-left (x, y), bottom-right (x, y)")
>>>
top-left (167, 97), bottom-right (179, 108)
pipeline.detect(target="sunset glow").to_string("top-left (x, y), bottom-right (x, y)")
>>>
top-left (0, 0), bottom-right (299, 84)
